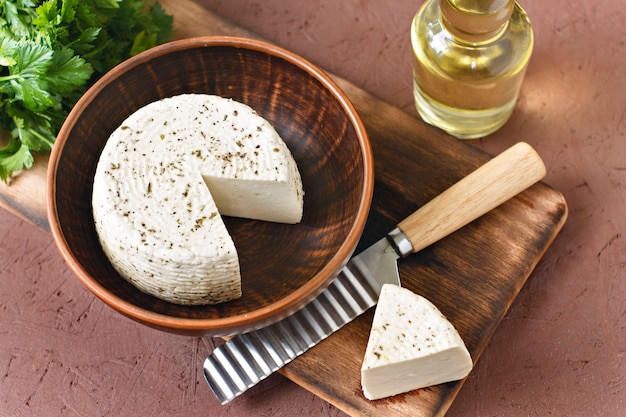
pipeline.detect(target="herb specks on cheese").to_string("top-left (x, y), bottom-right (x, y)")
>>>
top-left (92, 94), bottom-right (303, 306)
top-left (361, 284), bottom-right (473, 400)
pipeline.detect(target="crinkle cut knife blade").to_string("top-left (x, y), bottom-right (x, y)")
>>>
top-left (203, 142), bottom-right (547, 404)
top-left (203, 230), bottom-right (407, 405)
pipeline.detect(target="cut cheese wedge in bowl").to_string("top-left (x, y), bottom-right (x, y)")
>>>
top-left (361, 284), bottom-right (473, 400)
top-left (92, 94), bottom-right (304, 306)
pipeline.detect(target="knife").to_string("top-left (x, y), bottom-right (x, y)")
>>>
top-left (204, 142), bottom-right (546, 404)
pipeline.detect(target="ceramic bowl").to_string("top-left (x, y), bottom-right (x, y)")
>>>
top-left (47, 36), bottom-right (374, 336)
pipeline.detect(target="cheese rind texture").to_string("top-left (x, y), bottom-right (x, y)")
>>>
top-left (92, 94), bottom-right (304, 305)
top-left (361, 284), bottom-right (473, 400)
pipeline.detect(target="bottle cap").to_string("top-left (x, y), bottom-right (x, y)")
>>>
top-left (441, 0), bottom-right (514, 41)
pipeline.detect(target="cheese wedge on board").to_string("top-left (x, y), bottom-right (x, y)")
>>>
top-left (361, 284), bottom-right (472, 400)
top-left (92, 94), bottom-right (303, 305)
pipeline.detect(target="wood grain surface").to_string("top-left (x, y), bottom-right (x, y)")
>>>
top-left (47, 36), bottom-right (375, 334)
top-left (0, 1), bottom-right (575, 416)
top-left (279, 91), bottom-right (566, 416)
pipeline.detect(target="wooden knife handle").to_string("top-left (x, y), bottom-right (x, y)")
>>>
top-left (398, 142), bottom-right (546, 254)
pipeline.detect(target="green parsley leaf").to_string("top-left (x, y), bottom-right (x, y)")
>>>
top-left (47, 47), bottom-right (92, 94)
top-left (0, 0), bottom-right (174, 183)
top-left (0, 139), bottom-right (34, 180)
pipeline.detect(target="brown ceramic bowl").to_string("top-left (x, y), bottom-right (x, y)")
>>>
top-left (46, 36), bottom-right (373, 336)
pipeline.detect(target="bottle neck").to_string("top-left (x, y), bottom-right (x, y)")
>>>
top-left (440, 0), bottom-right (515, 43)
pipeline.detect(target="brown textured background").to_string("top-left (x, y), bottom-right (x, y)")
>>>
top-left (1, 0), bottom-right (624, 416)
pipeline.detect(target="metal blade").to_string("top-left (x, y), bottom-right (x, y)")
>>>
top-left (349, 234), bottom-right (401, 292)
top-left (204, 232), bottom-right (403, 404)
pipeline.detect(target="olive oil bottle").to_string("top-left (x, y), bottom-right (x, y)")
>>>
top-left (411, 0), bottom-right (533, 139)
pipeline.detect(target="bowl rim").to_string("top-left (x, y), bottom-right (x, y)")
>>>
top-left (46, 36), bottom-right (374, 335)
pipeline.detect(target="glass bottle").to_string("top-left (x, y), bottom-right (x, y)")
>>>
top-left (410, 0), bottom-right (533, 139)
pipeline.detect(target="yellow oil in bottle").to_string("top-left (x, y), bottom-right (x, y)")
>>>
top-left (411, 0), bottom-right (533, 139)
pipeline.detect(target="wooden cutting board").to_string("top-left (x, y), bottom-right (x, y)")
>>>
top-left (0, 1), bottom-right (567, 416)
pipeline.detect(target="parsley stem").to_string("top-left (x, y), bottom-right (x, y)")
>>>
top-left (0, 75), bottom-right (20, 82)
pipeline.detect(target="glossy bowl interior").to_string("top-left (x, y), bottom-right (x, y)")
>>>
top-left (47, 36), bottom-right (373, 336)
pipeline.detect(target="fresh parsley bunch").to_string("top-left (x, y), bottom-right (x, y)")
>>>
top-left (0, 0), bottom-right (173, 182)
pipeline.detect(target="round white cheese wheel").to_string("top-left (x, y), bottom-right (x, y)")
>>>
top-left (92, 94), bottom-right (304, 305)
